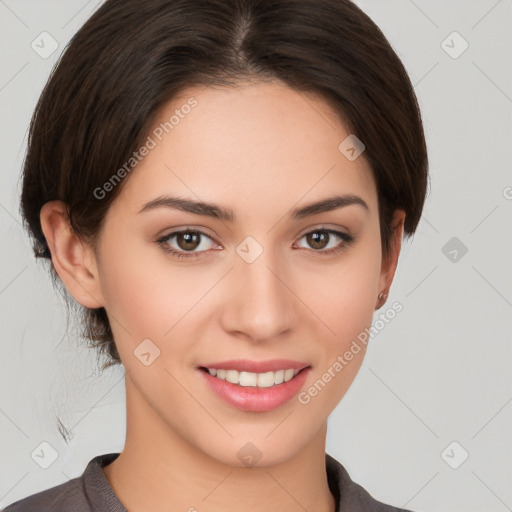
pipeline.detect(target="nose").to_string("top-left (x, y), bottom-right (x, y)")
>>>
top-left (219, 248), bottom-right (296, 343)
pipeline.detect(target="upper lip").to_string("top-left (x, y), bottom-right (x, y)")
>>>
top-left (199, 359), bottom-right (310, 373)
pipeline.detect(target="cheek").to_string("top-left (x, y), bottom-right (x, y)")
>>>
top-left (96, 232), bottom-right (223, 375)
top-left (96, 231), bottom-right (186, 346)
top-left (301, 239), bottom-right (381, 339)
top-left (296, 238), bottom-right (381, 400)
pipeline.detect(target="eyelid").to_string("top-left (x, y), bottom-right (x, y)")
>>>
top-left (155, 224), bottom-right (217, 240)
top-left (296, 223), bottom-right (351, 238)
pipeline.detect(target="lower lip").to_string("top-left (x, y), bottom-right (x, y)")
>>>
top-left (197, 367), bottom-right (311, 412)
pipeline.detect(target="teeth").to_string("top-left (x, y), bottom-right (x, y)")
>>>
top-left (206, 367), bottom-right (301, 387)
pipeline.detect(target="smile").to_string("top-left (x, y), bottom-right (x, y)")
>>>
top-left (200, 367), bottom-right (303, 388)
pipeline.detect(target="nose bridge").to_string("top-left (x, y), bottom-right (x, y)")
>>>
top-left (223, 239), bottom-right (294, 341)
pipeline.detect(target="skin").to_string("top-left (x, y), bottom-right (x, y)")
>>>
top-left (40, 80), bottom-right (405, 512)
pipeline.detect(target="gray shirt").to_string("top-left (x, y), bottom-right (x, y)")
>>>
top-left (2, 453), bottom-right (414, 511)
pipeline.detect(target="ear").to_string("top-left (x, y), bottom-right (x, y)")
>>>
top-left (376, 209), bottom-right (406, 308)
top-left (40, 200), bottom-right (105, 309)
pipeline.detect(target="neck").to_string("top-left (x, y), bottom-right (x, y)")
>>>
top-left (102, 376), bottom-right (336, 512)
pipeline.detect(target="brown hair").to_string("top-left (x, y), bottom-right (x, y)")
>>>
top-left (20, 0), bottom-right (429, 370)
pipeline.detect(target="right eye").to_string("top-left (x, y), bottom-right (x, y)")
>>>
top-left (156, 229), bottom-right (220, 259)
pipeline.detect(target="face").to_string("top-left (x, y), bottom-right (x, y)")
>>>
top-left (68, 81), bottom-right (402, 466)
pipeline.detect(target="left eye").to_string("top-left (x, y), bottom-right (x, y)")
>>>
top-left (295, 229), bottom-right (354, 253)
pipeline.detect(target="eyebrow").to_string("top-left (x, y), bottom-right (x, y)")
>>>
top-left (138, 193), bottom-right (369, 221)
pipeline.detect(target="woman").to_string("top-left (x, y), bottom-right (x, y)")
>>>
top-left (4, 0), bottom-right (428, 510)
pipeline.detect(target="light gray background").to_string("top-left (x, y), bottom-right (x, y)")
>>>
top-left (1, 1), bottom-right (511, 511)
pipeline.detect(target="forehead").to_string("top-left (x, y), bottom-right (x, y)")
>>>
top-left (116, 81), bottom-right (377, 219)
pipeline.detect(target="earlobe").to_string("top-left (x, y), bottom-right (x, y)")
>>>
top-left (40, 200), bottom-right (105, 309)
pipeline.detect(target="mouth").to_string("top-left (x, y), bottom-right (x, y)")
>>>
top-left (198, 365), bottom-right (311, 388)
top-left (197, 362), bottom-right (312, 412)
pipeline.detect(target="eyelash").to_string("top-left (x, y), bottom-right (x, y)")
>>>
top-left (156, 227), bottom-right (355, 260)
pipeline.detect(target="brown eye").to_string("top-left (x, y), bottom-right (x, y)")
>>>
top-left (306, 231), bottom-right (330, 250)
top-left (296, 228), bottom-right (355, 254)
top-left (176, 231), bottom-right (201, 251)
top-left (156, 229), bottom-right (217, 258)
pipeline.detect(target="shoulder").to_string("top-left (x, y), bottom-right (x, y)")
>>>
top-left (1, 475), bottom-right (87, 512)
top-left (2, 453), bottom-right (122, 512)
top-left (325, 453), bottom-right (415, 512)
